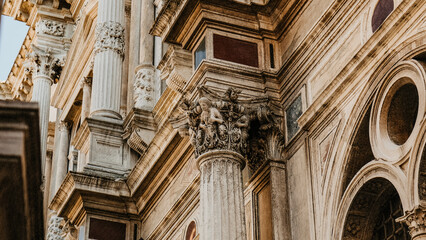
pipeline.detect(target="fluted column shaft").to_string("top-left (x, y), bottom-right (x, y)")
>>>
top-left (198, 150), bottom-right (247, 240)
top-left (81, 77), bottom-right (92, 124)
top-left (90, 0), bottom-right (125, 119)
top-left (31, 76), bottom-right (53, 172)
top-left (140, 0), bottom-right (154, 65)
top-left (55, 122), bottom-right (70, 192)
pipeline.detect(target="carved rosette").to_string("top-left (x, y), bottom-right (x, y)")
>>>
top-left (36, 20), bottom-right (65, 37)
top-left (26, 48), bottom-right (65, 83)
top-left (134, 67), bottom-right (155, 109)
top-left (173, 86), bottom-right (284, 167)
top-left (397, 205), bottom-right (426, 239)
top-left (94, 21), bottom-right (125, 58)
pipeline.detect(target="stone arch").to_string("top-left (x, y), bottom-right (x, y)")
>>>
top-left (334, 162), bottom-right (409, 240)
top-left (320, 29), bottom-right (426, 240)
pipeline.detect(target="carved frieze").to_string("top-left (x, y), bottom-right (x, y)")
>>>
top-left (94, 21), bottom-right (125, 58)
top-left (172, 85), bottom-right (284, 168)
top-left (36, 20), bottom-right (65, 37)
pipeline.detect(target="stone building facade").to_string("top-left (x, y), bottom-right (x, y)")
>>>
top-left (1, 0), bottom-right (426, 239)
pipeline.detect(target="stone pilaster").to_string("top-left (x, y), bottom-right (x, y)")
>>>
top-left (81, 77), bottom-right (92, 124)
top-left (90, 0), bottom-right (125, 119)
top-left (397, 205), bottom-right (426, 240)
top-left (28, 46), bottom-right (64, 173)
top-left (55, 121), bottom-right (70, 192)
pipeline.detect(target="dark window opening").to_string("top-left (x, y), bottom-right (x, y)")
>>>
top-left (372, 0), bottom-right (394, 32)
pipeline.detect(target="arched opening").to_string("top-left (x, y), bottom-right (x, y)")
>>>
top-left (342, 178), bottom-right (410, 239)
top-left (186, 221), bottom-right (197, 240)
top-left (418, 143), bottom-right (426, 200)
top-left (342, 104), bottom-right (374, 193)
top-left (371, 0), bottom-right (394, 32)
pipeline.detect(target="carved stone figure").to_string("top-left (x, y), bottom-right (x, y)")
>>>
top-left (171, 85), bottom-right (284, 169)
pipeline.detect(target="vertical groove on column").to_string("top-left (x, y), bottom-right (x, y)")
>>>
top-left (91, 0), bottom-right (124, 118)
top-left (31, 77), bottom-right (52, 173)
top-left (199, 152), bottom-right (246, 240)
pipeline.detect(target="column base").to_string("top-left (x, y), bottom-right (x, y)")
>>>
top-left (72, 117), bottom-right (129, 178)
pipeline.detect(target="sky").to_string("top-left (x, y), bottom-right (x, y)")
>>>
top-left (0, 15), bottom-right (29, 81)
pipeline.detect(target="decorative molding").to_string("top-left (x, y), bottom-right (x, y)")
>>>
top-left (36, 20), bottom-right (65, 37)
top-left (94, 21), bottom-right (125, 58)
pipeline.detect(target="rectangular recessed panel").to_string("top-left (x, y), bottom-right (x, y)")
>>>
top-left (213, 34), bottom-right (258, 67)
top-left (89, 218), bottom-right (126, 240)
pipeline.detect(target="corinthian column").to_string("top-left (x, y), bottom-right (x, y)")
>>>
top-left (28, 47), bottom-right (64, 172)
top-left (90, 0), bottom-right (125, 119)
top-left (397, 205), bottom-right (426, 240)
top-left (55, 121), bottom-right (70, 192)
top-left (172, 87), bottom-right (251, 240)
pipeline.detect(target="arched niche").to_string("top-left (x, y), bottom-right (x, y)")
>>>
top-left (185, 221), bottom-right (197, 240)
top-left (342, 177), bottom-right (410, 240)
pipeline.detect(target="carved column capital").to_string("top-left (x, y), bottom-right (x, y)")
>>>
top-left (171, 85), bottom-right (284, 172)
top-left (397, 205), bottom-right (426, 239)
top-left (83, 76), bottom-right (92, 87)
top-left (58, 121), bottom-right (71, 131)
top-left (26, 46), bottom-right (65, 84)
top-left (94, 21), bottom-right (125, 58)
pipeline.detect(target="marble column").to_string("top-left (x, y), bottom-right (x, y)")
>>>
top-left (55, 121), bottom-right (70, 192)
top-left (171, 87), bottom-right (252, 240)
top-left (133, 0), bottom-right (156, 110)
top-left (43, 151), bottom-right (53, 228)
top-left (398, 205), bottom-right (426, 240)
top-left (90, 0), bottom-right (125, 119)
top-left (81, 77), bottom-right (92, 124)
top-left (198, 150), bottom-right (247, 240)
top-left (28, 48), bottom-right (63, 173)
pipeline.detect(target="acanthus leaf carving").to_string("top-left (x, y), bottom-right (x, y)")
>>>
top-left (397, 205), bottom-right (426, 238)
top-left (26, 46), bottom-right (65, 83)
top-left (94, 21), bottom-right (125, 58)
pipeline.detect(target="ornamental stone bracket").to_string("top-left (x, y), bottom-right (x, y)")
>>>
top-left (25, 45), bottom-right (66, 83)
top-left (94, 21), bottom-right (125, 59)
top-left (157, 45), bottom-right (192, 94)
top-left (397, 205), bottom-right (426, 239)
top-left (123, 108), bottom-right (157, 156)
top-left (170, 85), bottom-right (285, 171)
